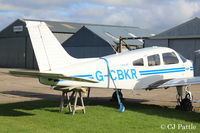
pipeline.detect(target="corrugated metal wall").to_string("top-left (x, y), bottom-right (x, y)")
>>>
top-left (0, 36), bottom-right (37, 69)
top-left (0, 20), bottom-right (75, 69)
top-left (144, 39), bottom-right (168, 47)
top-left (168, 39), bottom-right (197, 60)
top-left (194, 51), bottom-right (200, 76)
top-left (25, 37), bottom-right (38, 69)
top-left (65, 47), bottom-right (113, 58)
top-left (63, 27), bottom-right (114, 58)
top-left (169, 39), bottom-right (200, 76)
top-left (0, 37), bottom-right (25, 68)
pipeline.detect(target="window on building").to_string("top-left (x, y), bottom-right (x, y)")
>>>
top-left (148, 54), bottom-right (160, 66)
top-left (133, 58), bottom-right (144, 66)
top-left (163, 52), bottom-right (179, 65)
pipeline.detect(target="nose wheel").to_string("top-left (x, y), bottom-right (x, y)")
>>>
top-left (176, 86), bottom-right (193, 111)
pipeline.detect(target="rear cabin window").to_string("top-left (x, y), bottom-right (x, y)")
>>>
top-left (133, 58), bottom-right (144, 66)
top-left (163, 52), bottom-right (179, 65)
top-left (148, 54), bottom-right (160, 66)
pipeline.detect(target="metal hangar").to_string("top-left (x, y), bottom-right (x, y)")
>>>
top-left (0, 19), bottom-right (158, 69)
top-left (144, 17), bottom-right (200, 76)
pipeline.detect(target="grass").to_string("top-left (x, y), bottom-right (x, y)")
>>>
top-left (0, 98), bottom-right (199, 133)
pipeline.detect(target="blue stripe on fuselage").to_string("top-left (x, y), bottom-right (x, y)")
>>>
top-left (139, 67), bottom-right (186, 76)
top-left (66, 67), bottom-right (188, 82)
top-left (190, 66), bottom-right (193, 71)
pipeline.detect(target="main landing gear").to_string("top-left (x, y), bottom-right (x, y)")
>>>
top-left (111, 89), bottom-right (124, 102)
top-left (176, 86), bottom-right (193, 111)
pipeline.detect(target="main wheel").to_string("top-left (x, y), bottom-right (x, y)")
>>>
top-left (111, 90), bottom-right (123, 102)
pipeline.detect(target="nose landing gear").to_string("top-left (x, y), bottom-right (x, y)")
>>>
top-left (176, 86), bottom-right (193, 111)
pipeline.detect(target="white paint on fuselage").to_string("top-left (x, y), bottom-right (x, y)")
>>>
top-left (39, 47), bottom-right (193, 90)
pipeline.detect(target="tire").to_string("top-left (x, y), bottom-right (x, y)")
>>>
top-left (111, 91), bottom-right (123, 102)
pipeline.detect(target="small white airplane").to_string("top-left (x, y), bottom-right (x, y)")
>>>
top-left (10, 21), bottom-right (200, 112)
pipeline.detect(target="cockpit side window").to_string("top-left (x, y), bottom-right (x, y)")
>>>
top-left (148, 54), bottom-right (160, 66)
top-left (162, 52), bottom-right (179, 65)
top-left (133, 58), bottom-right (144, 66)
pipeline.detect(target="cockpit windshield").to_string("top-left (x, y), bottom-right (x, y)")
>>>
top-left (178, 53), bottom-right (187, 63)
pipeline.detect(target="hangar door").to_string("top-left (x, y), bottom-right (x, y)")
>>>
top-left (0, 37), bottom-right (25, 68)
top-left (169, 39), bottom-right (197, 60)
top-left (169, 39), bottom-right (200, 76)
top-left (144, 39), bottom-right (168, 47)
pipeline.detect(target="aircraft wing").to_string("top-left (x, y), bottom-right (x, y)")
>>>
top-left (147, 77), bottom-right (200, 89)
top-left (9, 71), bottom-right (98, 83)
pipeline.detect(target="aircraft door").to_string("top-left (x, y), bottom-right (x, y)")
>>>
top-left (162, 52), bottom-right (185, 79)
top-left (135, 54), bottom-right (163, 89)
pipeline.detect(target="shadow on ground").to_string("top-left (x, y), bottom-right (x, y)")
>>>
top-left (86, 97), bottom-right (200, 123)
top-left (0, 100), bottom-right (59, 116)
top-left (0, 93), bottom-right (199, 123)
top-left (1, 90), bottom-right (60, 99)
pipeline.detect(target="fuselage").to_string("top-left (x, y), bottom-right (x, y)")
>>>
top-left (39, 47), bottom-right (193, 90)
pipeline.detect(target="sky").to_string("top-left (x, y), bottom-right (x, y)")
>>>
top-left (0, 0), bottom-right (200, 31)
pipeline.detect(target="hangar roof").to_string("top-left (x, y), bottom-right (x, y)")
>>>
top-left (0, 19), bottom-right (160, 48)
top-left (24, 19), bottom-right (159, 38)
top-left (23, 19), bottom-right (86, 33)
top-left (84, 25), bottom-right (159, 46)
top-left (1, 18), bottom-right (159, 35)
top-left (152, 17), bottom-right (200, 39)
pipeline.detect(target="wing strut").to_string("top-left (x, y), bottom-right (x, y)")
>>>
top-left (101, 57), bottom-right (125, 112)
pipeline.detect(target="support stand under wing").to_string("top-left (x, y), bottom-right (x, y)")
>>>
top-left (54, 86), bottom-right (86, 115)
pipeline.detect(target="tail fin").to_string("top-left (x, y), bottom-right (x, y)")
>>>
top-left (26, 21), bottom-right (76, 72)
